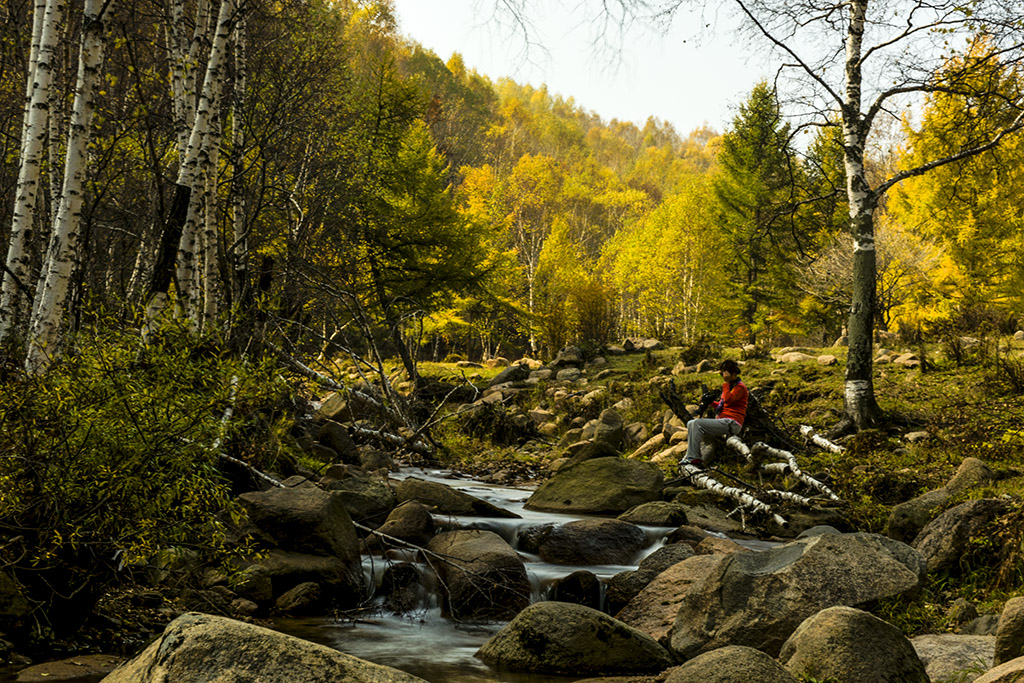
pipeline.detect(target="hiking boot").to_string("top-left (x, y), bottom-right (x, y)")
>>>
top-left (682, 458), bottom-right (703, 470)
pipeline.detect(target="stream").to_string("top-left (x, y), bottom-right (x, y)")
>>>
top-left (273, 467), bottom-right (776, 682)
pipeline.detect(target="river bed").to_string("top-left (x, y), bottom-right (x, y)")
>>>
top-left (272, 467), bottom-right (775, 682)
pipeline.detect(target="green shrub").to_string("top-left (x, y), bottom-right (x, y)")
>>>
top-left (0, 322), bottom-right (291, 631)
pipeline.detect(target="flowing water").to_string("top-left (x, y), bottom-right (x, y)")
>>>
top-left (274, 467), bottom-right (777, 682)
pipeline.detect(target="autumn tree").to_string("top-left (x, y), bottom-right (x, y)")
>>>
top-left (495, 1), bottom-right (1024, 429)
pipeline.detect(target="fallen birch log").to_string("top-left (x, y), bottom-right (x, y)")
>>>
top-left (680, 463), bottom-right (787, 527)
top-left (800, 425), bottom-right (845, 453)
top-left (751, 442), bottom-right (841, 502)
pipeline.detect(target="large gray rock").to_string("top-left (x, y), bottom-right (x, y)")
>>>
top-left (525, 457), bottom-right (664, 514)
top-left (100, 612), bottom-right (425, 682)
top-left (664, 646), bottom-right (798, 683)
top-left (912, 634), bottom-right (994, 682)
top-left (592, 409), bottom-right (625, 449)
top-left (947, 457), bottom-right (996, 495)
top-left (256, 550), bottom-right (362, 607)
top-left (538, 519), bottom-right (647, 566)
top-left (886, 488), bottom-right (951, 544)
top-left (317, 421), bottom-right (359, 464)
top-left (886, 458), bottom-right (996, 543)
top-left (371, 501), bottom-right (435, 548)
top-left (487, 363), bottom-right (531, 387)
top-left (425, 530), bottom-right (529, 621)
top-left (238, 485), bottom-right (361, 562)
top-left (606, 543), bottom-right (696, 614)
top-left (779, 606), bottom-right (928, 683)
top-left (995, 597), bottom-right (1024, 665)
top-left (616, 555), bottom-right (720, 645)
top-left (668, 532), bottom-right (926, 659)
top-left (913, 498), bottom-right (1010, 574)
top-left (322, 475), bottom-right (397, 527)
top-left (476, 602), bottom-right (673, 676)
top-left (618, 501), bottom-right (689, 527)
top-left (395, 478), bottom-right (520, 518)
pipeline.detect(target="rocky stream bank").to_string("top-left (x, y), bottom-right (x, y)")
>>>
top-left (4, 343), bottom-right (1024, 682)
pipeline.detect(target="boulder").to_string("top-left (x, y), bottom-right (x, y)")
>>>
top-left (885, 488), bottom-right (951, 544)
top-left (487, 363), bottom-right (531, 387)
top-left (476, 602), bottom-right (673, 676)
top-left (618, 501), bottom-right (688, 527)
top-left (606, 543), bottom-right (697, 614)
top-left (777, 352), bottom-right (816, 363)
top-left (913, 498), bottom-right (1010, 573)
top-left (556, 367), bottom-right (582, 382)
top-left (425, 530), bottom-right (529, 621)
top-left (237, 485), bottom-right (361, 563)
top-left (912, 633), bottom-right (994, 683)
top-left (629, 433), bottom-right (665, 459)
top-left (274, 581), bottom-right (321, 616)
top-left (100, 612), bottom-right (424, 682)
top-left (550, 346), bottom-right (584, 367)
top-left (395, 477), bottom-right (520, 518)
top-left (592, 409), bottom-right (625, 449)
top-left (322, 475), bottom-right (397, 527)
top-left (664, 646), bottom-right (798, 683)
top-left (317, 421), bottom-right (359, 464)
top-left (668, 532), bottom-right (926, 659)
top-left (947, 457), bottom-right (997, 495)
top-left (817, 354), bottom-right (838, 366)
top-left (525, 457), bottom-right (664, 514)
top-left (1015, 331), bottom-right (1024, 342)
top-left (561, 440), bottom-right (620, 469)
top-left (616, 555), bottom-right (719, 644)
top-left (371, 501), bottom-right (435, 548)
top-left (779, 606), bottom-right (928, 682)
top-left (537, 519), bottom-right (647, 566)
top-left (995, 597), bottom-right (1024, 665)
top-left (549, 570), bottom-right (602, 609)
top-left (257, 550), bottom-right (362, 606)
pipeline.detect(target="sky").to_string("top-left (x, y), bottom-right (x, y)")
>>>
top-left (389, 1), bottom-right (770, 137)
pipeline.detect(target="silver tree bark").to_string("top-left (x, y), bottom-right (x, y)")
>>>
top-left (25, 0), bottom-right (113, 373)
top-left (0, 0), bottom-right (66, 346)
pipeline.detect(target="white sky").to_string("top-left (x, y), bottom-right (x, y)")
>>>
top-left (390, 1), bottom-right (771, 137)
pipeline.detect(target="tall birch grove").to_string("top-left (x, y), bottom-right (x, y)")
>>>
top-left (144, 0), bottom-right (239, 336)
top-left (0, 0), bottom-right (65, 347)
top-left (24, 0), bottom-right (115, 373)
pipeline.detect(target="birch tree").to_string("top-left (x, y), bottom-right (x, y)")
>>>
top-left (0, 0), bottom-right (65, 347)
top-left (24, 0), bottom-right (115, 373)
top-left (500, 0), bottom-right (1024, 430)
top-left (144, 0), bottom-right (239, 335)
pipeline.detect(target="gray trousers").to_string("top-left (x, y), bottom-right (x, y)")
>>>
top-left (685, 418), bottom-right (741, 462)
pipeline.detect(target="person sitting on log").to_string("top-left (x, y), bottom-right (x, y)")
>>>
top-left (681, 359), bottom-right (748, 469)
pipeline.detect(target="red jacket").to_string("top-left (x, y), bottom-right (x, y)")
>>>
top-left (714, 380), bottom-right (748, 426)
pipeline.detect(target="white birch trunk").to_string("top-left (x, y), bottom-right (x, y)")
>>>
top-left (172, 0), bottom-right (235, 323)
top-left (0, 0), bottom-right (66, 346)
top-left (25, 0), bottom-right (112, 373)
top-left (841, 0), bottom-right (881, 429)
top-left (201, 95), bottom-right (225, 327)
top-left (229, 16), bottom-right (247, 306)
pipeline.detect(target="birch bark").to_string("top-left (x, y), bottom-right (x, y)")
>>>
top-left (841, 0), bottom-right (881, 429)
top-left (0, 0), bottom-right (65, 346)
top-left (24, 0), bottom-right (112, 373)
top-left (145, 0), bottom-right (237, 334)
